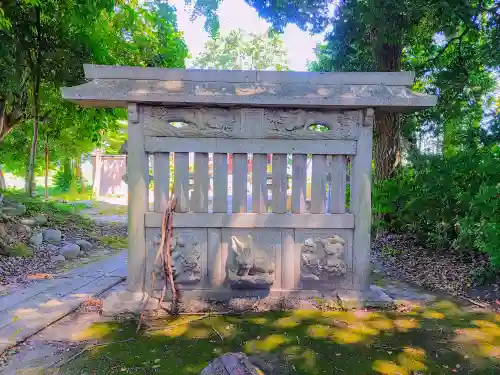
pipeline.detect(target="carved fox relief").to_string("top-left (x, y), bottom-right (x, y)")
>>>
top-left (227, 235), bottom-right (275, 288)
top-left (231, 235), bottom-right (275, 276)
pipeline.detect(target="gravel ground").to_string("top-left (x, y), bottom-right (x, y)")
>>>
top-left (372, 232), bottom-right (500, 307)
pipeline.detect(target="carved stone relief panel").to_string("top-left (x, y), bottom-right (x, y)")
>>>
top-left (143, 107), bottom-right (240, 138)
top-left (295, 229), bottom-right (353, 289)
top-left (222, 229), bottom-right (279, 289)
top-left (146, 228), bottom-right (207, 290)
top-left (142, 106), bottom-right (360, 140)
top-left (300, 236), bottom-right (347, 281)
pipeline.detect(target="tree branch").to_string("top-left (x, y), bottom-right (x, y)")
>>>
top-left (418, 27), bottom-right (470, 70)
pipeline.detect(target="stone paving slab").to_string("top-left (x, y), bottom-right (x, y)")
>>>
top-left (0, 252), bottom-right (126, 355)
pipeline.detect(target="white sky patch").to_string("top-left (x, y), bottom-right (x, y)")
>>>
top-left (169, 0), bottom-right (325, 71)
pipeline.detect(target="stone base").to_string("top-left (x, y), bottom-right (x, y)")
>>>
top-left (153, 285), bottom-right (394, 307)
top-left (102, 291), bottom-right (157, 316)
top-left (102, 286), bottom-right (394, 316)
top-left (337, 285), bottom-right (395, 309)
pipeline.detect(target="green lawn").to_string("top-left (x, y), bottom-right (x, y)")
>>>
top-left (63, 300), bottom-right (500, 374)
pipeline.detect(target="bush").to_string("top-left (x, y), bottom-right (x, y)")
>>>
top-left (374, 144), bottom-right (500, 267)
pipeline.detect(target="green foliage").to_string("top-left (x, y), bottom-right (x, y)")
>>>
top-left (8, 243), bottom-right (33, 258)
top-left (0, 0), bottom-right (188, 185)
top-left (3, 190), bottom-right (79, 217)
top-left (374, 128), bottom-right (500, 266)
top-left (98, 235), bottom-right (128, 249)
top-left (193, 28), bottom-right (289, 70)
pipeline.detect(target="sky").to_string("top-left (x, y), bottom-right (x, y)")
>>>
top-left (169, 0), bottom-right (326, 71)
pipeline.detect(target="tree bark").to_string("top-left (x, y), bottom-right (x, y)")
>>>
top-left (372, 42), bottom-right (404, 181)
top-left (26, 6), bottom-right (42, 196)
top-left (44, 135), bottom-right (49, 198)
top-left (93, 148), bottom-right (102, 197)
top-left (0, 165), bottom-right (6, 190)
top-left (374, 112), bottom-right (402, 182)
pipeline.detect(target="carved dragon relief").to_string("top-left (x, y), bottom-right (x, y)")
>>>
top-left (264, 109), bottom-right (357, 139)
top-left (301, 235), bottom-right (348, 281)
top-left (143, 107), bottom-right (238, 137)
top-left (143, 106), bottom-right (359, 139)
top-left (227, 235), bottom-right (275, 289)
top-left (152, 233), bottom-right (202, 285)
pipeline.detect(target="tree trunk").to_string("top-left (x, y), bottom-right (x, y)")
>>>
top-left (44, 136), bottom-right (49, 198)
top-left (372, 42), bottom-right (404, 181)
top-left (26, 6), bottom-right (42, 196)
top-left (374, 112), bottom-right (402, 182)
top-left (93, 148), bottom-right (102, 197)
top-left (0, 165), bottom-right (6, 190)
top-left (78, 154), bottom-right (86, 192)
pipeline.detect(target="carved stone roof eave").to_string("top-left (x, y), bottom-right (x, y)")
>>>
top-left (61, 65), bottom-right (437, 112)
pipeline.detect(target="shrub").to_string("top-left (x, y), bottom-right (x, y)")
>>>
top-left (374, 144), bottom-right (500, 267)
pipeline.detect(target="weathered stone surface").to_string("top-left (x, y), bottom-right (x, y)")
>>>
top-left (20, 218), bottom-right (36, 227)
top-left (43, 229), bottom-right (62, 243)
top-left (301, 236), bottom-right (348, 281)
top-left (171, 235), bottom-right (201, 285)
top-left (45, 243), bottom-right (59, 252)
top-left (1, 204), bottom-right (26, 217)
top-left (59, 243), bottom-right (80, 259)
top-left (102, 291), bottom-right (154, 316)
top-left (201, 353), bottom-right (261, 375)
top-left (34, 214), bottom-right (48, 225)
top-left (50, 255), bottom-right (66, 262)
top-left (75, 239), bottom-right (93, 252)
top-left (227, 235), bottom-right (275, 289)
top-left (29, 233), bottom-right (43, 246)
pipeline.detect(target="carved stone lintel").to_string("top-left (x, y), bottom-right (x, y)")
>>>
top-left (143, 107), bottom-right (359, 140)
top-left (301, 235), bottom-right (347, 281)
top-left (227, 235), bottom-right (275, 289)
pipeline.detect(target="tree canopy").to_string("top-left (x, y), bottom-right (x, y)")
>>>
top-left (187, 0), bottom-right (499, 180)
top-left (0, 0), bottom-right (188, 193)
top-left (193, 28), bottom-right (288, 70)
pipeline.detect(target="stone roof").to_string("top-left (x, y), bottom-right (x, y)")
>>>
top-left (61, 64), bottom-right (437, 111)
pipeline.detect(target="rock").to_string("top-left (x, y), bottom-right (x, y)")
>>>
top-left (34, 214), bottom-right (47, 225)
top-left (43, 229), bottom-right (62, 243)
top-left (1, 204), bottom-right (26, 217)
top-left (201, 353), bottom-right (263, 375)
top-left (59, 243), bottom-right (81, 259)
top-left (29, 233), bottom-right (43, 246)
top-left (75, 239), bottom-right (93, 252)
top-left (50, 255), bottom-right (66, 262)
top-left (45, 244), bottom-right (59, 252)
top-left (20, 218), bottom-right (36, 226)
top-left (17, 224), bottom-right (31, 236)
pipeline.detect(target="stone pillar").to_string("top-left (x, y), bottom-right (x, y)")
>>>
top-left (126, 103), bottom-right (149, 293)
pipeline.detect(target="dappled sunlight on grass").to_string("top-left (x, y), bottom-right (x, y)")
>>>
top-left (244, 334), bottom-right (290, 353)
top-left (63, 301), bottom-right (500, 375)
top-left (454, 318), bottom-right (500, 361)
top-left (73, 323), bottom-right (115, 341)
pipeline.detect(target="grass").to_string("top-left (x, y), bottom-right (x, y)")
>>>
top-left (63, 300), bottom-right (500, 375)
top-left (2, 190), bottom-right (95, 230)
top-left (98, 235), bottom-right (128, 249)
top-left (35, 185), bottom-right (94, 202)
top-left (7, 243), bottom-right (33, 258)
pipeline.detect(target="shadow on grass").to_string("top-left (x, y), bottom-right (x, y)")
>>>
top-left (62, 300), bottom-right (500, 374)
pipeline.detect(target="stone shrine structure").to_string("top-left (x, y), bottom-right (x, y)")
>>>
top-left (63, 65), bottom-right (436, 304)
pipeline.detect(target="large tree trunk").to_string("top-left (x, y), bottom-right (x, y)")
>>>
top-left (374, 112), bottom-right (402, 181)
top-left (372, 42), bottom-right (404, 181)
top-left (26, 6), bottom-right (42, 196)
top-left (0, 99), bottom-right (22, 143)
